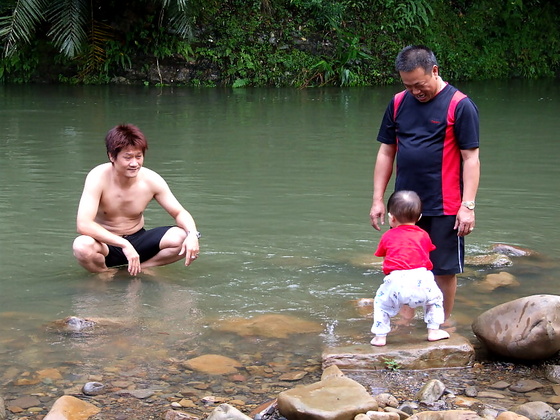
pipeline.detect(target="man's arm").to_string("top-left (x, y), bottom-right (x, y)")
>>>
top-left (455, 147), bottom-right (480, 236)
top-left (151, 171), bottom-right (199, 264)
top-left (76, 167), bottom-right (143, 274)
top-left (370, 143), bottom-right (396, 230)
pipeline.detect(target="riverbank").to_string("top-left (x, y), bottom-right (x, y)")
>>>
top-left (3, 338), bottom-right (560, 419)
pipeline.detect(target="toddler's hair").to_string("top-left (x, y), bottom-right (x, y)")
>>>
top-left (387, 190), bottom-right (422, 223)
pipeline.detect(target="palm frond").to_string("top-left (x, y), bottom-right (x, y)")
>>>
top-left (167, 11), bottom-right (193, 39)
top-left (159, 0), bottom-right (194, 39)
top-left (46, 0), bottom-right (89, 58)
top-left (0, 0), bottom-right (48, 57)
top-left (78, 20), bottom-right (116, 78)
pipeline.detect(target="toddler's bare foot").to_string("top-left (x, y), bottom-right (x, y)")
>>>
top-left (427, 329), bottom-right (450, 342)
top-left (370, 335), bottom-right (387, 346)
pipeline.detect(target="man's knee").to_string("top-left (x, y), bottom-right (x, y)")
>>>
top-left (72, 235), bottom-right (99, 259)
top-left (162, 227), bottom-right (187, 248)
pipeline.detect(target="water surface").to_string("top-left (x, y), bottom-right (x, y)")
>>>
top-left (1, 81), bottom-right (559, 402)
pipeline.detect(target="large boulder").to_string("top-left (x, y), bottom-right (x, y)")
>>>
top-left (472, 294), bottom-right (560, 360)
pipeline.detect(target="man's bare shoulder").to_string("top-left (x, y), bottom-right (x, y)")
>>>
top-left (138, 167), bottom-right (167, 186)
top-left (87, 162), bottom-right (112, 177)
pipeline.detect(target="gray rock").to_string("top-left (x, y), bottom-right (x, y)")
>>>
top-left (163, 410), bottom-right (199, 420)
top-left (7, 396), bottom-right (41, 409)
top-left (491, 244), bottom-right (536, 257)
top-left (277, 365), bottom-right (378, 420)
top-left (415, 379), bottom-right (446, 404)
top-left (464, 385), bottom-right (478, 397)
top-left (383, 406), bottom-right (412, 419)
top-left (465, 254), bottom-right (512, 268)
top-left (207, 404), bottom-right (252, 420)
top-left (82, 381), bottom-right (105, 396)
top-left (0, 396), bottom-right (6, 420)
top-left (365, 411), bottom-right (400, 419)
top-left (545, 365), bottom-right (560, 384)
top-left (115, 389), bottom-right (155, 399)
top-left (408, 410), bottom-right (484, 419)
top-left (509, 380), bottom-right (544, 393)
top-left (472, 294), bottom-right (560, 360)
top-left (509, 401), bottom-right (560, 420)
top-left (375, 393), bottom-right (399, 408)
top-left (398, 402), bottom-right (418, 415)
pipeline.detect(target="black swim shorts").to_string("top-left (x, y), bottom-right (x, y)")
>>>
top-left (416, 215), bottom-right (464, 276)
top-left (105, 226), bottom-right (173, 268)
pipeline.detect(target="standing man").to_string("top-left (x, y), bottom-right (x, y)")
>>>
top-left (370, 45), bottom-right (480, 320)
top-left (73, 124), bottom-right (200, 276)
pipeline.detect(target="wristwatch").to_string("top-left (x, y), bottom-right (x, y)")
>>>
top-left (189, 230), bottom-right (202, 239)
top-left (462, 201), bottom-right (476, 210)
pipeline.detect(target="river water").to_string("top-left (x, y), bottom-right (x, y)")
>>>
top-left (0, 81), bottom-right (559, 409)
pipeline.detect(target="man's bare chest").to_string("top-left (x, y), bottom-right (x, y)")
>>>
top-left (99, 186), bottom-right (153, 218)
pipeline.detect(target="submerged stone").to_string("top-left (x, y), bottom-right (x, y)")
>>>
top-left (184, 354), bottom-right (242, 375)
top-left (212, 314), bottom-right (322, 338)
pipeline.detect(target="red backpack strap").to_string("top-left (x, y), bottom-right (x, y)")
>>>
top-left (393, 90), bottom-right (407, 120)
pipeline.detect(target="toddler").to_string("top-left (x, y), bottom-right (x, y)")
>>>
top-left (371, 190), bottom-right (450, 346)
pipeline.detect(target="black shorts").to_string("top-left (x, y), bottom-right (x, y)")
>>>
top-left (105, 226), bottom-right (172, 268)
top-left (416, 215), bottom-right (464, 276)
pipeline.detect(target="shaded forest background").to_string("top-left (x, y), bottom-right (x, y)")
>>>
top-left (1, 0), bottom-right (559, 87)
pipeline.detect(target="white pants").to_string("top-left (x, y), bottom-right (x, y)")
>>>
top-left (371, 267), bottom-right (445, 335)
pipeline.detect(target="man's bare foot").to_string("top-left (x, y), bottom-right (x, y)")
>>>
top-left (427, 329), bottom-right (450, 342)
top-left (370, 335), bottom-right (387, 346)
top-left (441, 318), bottom-right (457, 333)
top-left (97, 268), bottom-right (119, 282)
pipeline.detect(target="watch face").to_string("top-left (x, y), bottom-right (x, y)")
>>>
top-left (464, 201), bottom-right (475, 210)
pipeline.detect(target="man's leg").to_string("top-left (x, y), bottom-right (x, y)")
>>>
top-left (435, 274), bottom-right (457, 320)
top-left (72, 235), bottom-right (110, 273)
top-left (141, 227), bottom-right (187, 269)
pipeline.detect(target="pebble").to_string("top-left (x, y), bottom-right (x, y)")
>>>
top-left (82, 381), bottom-right (105, 396)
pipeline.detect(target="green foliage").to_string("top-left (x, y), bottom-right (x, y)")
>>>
top-left (289, 0), bottom-right (346, 29)
top-left (305, 23), bottom-right (374, 87)
top-left (422, 0), bottom-right (560, 81)
top-left (0, 41), bottom-right (39, 82)
top-left (1, 0), bottom-right (560, 85)
top-left (381, 0), bottom-right (434, 33)
top-left (382, 357), bottom-right (402, 371)
top-left (0, 0), bottom-right (47, 56)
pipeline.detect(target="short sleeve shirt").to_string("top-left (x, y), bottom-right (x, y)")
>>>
top-left (377, 84), bottom-right (479, 216)
top-left (375, 224), bottom-right (436, 275)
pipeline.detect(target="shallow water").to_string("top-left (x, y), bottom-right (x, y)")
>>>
top-left (1, 81), bottom-right (559, 404)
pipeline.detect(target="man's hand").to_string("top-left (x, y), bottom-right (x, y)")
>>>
top-left (179, 233), bottom-right (200, 266)
top-left (122, 242), bottom-right (141, 276)
top-left (454, 206), bottom-right (475, 237)
top-left (370, 201), bottom-right (386, 231)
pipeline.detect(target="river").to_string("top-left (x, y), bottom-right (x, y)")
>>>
top-left (0, 80), bottom-right (559, 413)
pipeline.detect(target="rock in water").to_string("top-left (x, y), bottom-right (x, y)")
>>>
top-left (472, 294), bottom-right (560, 360)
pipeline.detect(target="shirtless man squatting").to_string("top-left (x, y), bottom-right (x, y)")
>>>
top-left (72, 124), bottom-right (200, 276)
